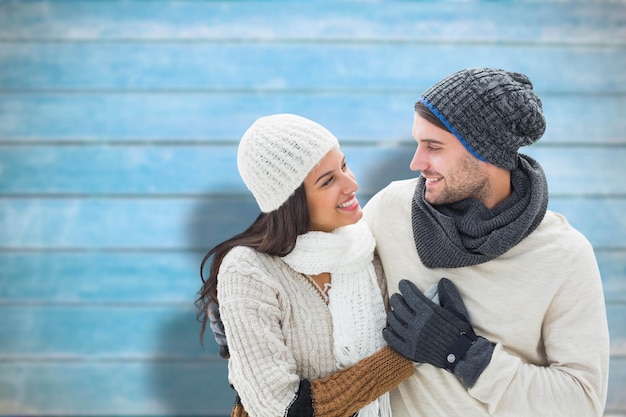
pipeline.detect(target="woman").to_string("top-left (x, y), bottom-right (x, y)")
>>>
top-left (196, 114), bottom-right (414, 417)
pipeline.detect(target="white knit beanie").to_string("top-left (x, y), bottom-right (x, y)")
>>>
top-left (237, 113), bottom-right (340, 213)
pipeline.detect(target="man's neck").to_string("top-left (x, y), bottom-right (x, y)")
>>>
top-left (484, 166), bottom-right (512, 209)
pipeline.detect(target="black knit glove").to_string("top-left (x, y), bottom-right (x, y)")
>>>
top-left (383, 278), bottom-right (494, 387)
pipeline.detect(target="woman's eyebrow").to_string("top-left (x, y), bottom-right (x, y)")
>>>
top-left (314, 170), bottom-right (333, 185)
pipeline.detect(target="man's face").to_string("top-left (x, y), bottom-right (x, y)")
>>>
top-left (410, 112), bottom-right (492, 206)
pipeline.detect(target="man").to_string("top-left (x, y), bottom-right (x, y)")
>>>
top-left (363, 68), bottom-right (610, 416)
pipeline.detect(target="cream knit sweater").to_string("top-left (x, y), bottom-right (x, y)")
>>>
top-left (217, 245), bottom-right (387, 417)
top-left (364, 178), bottom-right (610, 417)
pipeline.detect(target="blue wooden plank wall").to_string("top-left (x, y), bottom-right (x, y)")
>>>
top-left (0, 1), bottom-right (625, 416)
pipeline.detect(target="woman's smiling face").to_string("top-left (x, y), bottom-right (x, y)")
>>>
top-left (303, 147), bottom-right (362, 232)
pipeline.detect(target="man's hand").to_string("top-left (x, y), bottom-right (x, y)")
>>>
top-left (383, 278), bottom-right (494, 387)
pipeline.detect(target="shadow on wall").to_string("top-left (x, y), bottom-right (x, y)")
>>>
top-left (148, 192), bottom-right (259, 415)
top-left (149, 148), bottom-right (414, 415)
top-left (152, 311), bottom-right (234, 415)
top-left (358, 146), bottom-right (416, 201)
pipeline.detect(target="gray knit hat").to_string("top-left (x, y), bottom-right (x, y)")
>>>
top-left (418, 68), bottom-right (546, 170)
top-left (237, 113), bottom-right (339, 213)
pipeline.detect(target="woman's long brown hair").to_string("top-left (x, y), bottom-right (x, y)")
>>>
top-left (195, 185), bottom-right (310, 344)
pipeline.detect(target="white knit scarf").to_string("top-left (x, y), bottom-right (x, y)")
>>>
top-left (282, 220), bottom-right (390, 417)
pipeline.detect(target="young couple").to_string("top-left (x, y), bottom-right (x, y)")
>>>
top-left (196, 68), bottom-right (610, 417)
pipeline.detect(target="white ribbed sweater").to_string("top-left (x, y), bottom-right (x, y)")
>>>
top-left (217, 245), bottom-right (386, 417)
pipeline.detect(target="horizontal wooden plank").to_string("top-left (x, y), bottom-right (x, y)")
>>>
top-left (0, 303), bottom-right (624, 356)
top-left (0, 252), bottom-right (204, 303)
top-left (0, 94), bottom-right (624, 144)
top-left (0, 3), bottom-right (622, 417)
top-left (524, 147), bottom-right (626, 196)
top-left (0, 197), bottom-right (256, 250)
top-left (0, 197), bottom-right (624, 249)
top-left (2, 360), bottom-right (621, 415)
top-left (2, 249), bottom-right (623, 304)
top-left (0, 1), bottom-right (623, 45)
top-left (546, 199), bottom-right (626, 250)
top-left (606, 357), bottom-right (626, 414)
top-left (0, 42), bottom-right (623, 93)
top-left (2, 145), bottom-right (624, 196)
top-left (0, 361), bottom-right (233, 416)
top-left (607, 305), bottom-right (626, 356)
top-left (0, 305), bottom-right (219, 357)
top-left (598, 251), bottom-right (626, 303)
top-left (0, 359), bottom-right (621, 416)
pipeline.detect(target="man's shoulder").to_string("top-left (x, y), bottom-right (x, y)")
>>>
top-left (379, 178), bottom-right (418, 193)
top-left (364, 178), bottom-right (417, 228)
top-left (542, 210), bottom-right (587, 236)
top-left (533, 209), bottom-right (594, 252)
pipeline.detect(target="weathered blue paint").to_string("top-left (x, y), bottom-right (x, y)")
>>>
top-left (0, 1), bottom-right (624, 416)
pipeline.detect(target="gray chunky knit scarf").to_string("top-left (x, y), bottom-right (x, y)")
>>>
top-left (411, 154), bottom-right (548, 268)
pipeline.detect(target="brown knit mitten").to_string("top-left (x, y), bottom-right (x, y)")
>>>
top-left (231, 403), bottom-right (249, 417)
top-left (310, 345), bottom-right (414, 417)
top-left (234, 347), bottom-right (414, 417)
